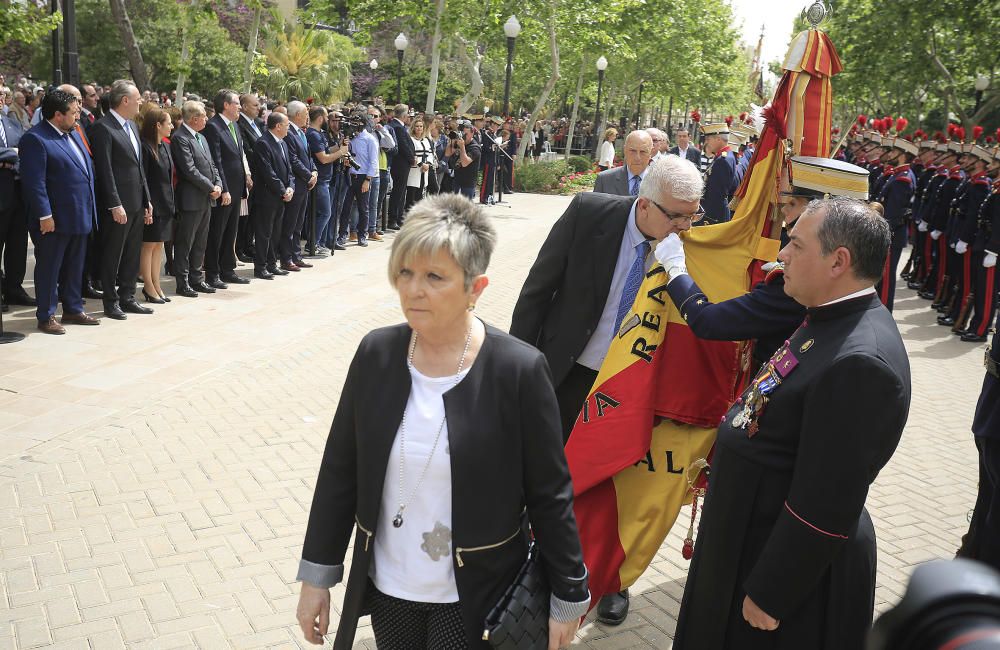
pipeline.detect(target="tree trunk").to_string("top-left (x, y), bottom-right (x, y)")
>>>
top-left (516, 3), bottom-right (559, 165)
top-left (564, 57), bottom-right (585, 158)
top-left (175, 0), bottom-right (197, 100)
top-left (455, 38), bottom-right (483, 116)
top-left (424, 0), bottom-right (446, 114)
top-left (242, 2), bottom-right (263, 94)
top-left (108, 0), bottom-right (148, 90)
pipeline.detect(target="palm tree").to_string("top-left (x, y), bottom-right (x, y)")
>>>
top-left (260, 21), bottom-right (357, 103)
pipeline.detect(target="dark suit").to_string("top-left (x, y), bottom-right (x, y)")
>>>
top-left (203, 115), bottom-right (246, 280)
top-left (669, 144), bottom-right (702, 167)
top-left (170, 124), bottom-right (221, 285)
top-left (510, 192), bottom-right (636, 436)
top-left (236, 113), bottom-right (264, 255)
top-left (0, 113), bottom-right (28, 299)
top-left (299, 323), bottom-right (589, 649)
top-left (90, 111), bottom-right (151, 306)
top-left (387, 118), bottom-right (414, 225)
top-left (141, 142), bottom-right (175, 242)
top-left (19, 120), bottom-right (96, 322)
top-left (251, 132), bottom-right (293, 270)
top-left (592, 165), bottom-right (632, 196)
top-left (282, 123), bottom-right (315, 263)
top-left (701, 148), bottom-right (738, 224)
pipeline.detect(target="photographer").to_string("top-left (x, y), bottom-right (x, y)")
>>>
top-left (444, 121), bottom-right (480, 200)
top-left (334, 109), bottom-right (379, 247)
top-left (307, 106), bottom-right (348, 255)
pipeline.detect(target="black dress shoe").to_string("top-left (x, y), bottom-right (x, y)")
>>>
top-left (176, 282), bottom-right (198, 298)
top-left (122, 299), bottom-right (153, 315)
top-left (221, 273), bottom-right (250, 285)
top-left (906, 281), bottom-right (923, 290)
top-left (207, 277), bottom-right (229, 290)
top-left (103, 303), bottom-right (127, 320)
top-left (142, 290), bottom-right (165, 304)
top-left (961, 333), bottom-right (988, 343)
top-left (596, 589), bottom-right (629, 626)
top-left (236, 251), bottom-right (254, 263)
top-left (253, 269), bottom-right (274, 280)
top-left (191, 281), bottom-right (216, 293)
top-left (267, 266), bottom-right (289, 276)
top-left (5, 288), bottom-right (36, 306)
top-left (2, 302), bottom-right (8, 312)
top-left (333, 243), bottom-right (347, 251)
top-left (937, 316), bottom-right (956, 326)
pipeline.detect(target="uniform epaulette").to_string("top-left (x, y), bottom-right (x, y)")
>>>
top-left (973, 176), bottom-right (991, 186)
top-left (893, 172), bottom-right (914, 185)
top-left (719, 151), bottom-right (728, 158)
top-left (764, 265), bottom-right (785, 284)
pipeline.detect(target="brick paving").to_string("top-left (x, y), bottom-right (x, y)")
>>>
top-left (0, 192), bottom-right (986, 648)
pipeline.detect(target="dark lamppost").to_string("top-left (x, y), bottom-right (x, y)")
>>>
top-left (394, 33), bottom-right (408, 105)
top-left (633, 79), bottom-right (645, 129)
top-left (62, 0), bottom-right (79, 86)
top-left (369, 59), bottom-right (378, 101)
top-left (593, 55), bottom-right (607, 155)
top-left (501, 15), bottom-right (521, 117)
top-left (51, 0), bottom-right (62, 85)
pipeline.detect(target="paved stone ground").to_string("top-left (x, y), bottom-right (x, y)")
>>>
top-left (0, 192), bottom-right (986, 649)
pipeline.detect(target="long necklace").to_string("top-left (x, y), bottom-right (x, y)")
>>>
top-left (392, 325), bottom-right (474, 529)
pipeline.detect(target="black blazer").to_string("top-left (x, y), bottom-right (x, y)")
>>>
top-left (284, 124), bottom-right (315, 190)
top-left (510, 192), bottom-right (634, 386)
top-left (669, 144), bottom-right (702, 166)
top-left (203, 114), bottom-right (246, 198)
top-left (251, 133), bottom-right (293, 205)
top-left (169, 125), bottom-right (222, 213)
top-left (90, 112), bottom-right (151, 214)
top-left (300, 323), bottom-right (588, 649)
top-left (388, 118), bottom-right (415, 171)
top-left (141, 141), bottom-right (175, 219)
top-left (237, 113), bottom-right (264, 162)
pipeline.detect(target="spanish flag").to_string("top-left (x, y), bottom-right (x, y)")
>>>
top-left (567, 29), bottom-right (842, 604)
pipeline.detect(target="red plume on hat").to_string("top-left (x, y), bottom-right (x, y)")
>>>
top-left (988, 136), bottom-right (996, 145)
top-left (913, 129), bottom-right (926, 141)
top-left (690, 110), bottom-right (701, 123)
top-left (956, 126), bottom-right (966, 142)
top-left (832, 126), bottom-right (840, 134)
top-left (725, 115), bottom-right (733, 126)
top-left (934, 130), bottom-right (946, 143)
top-left (878, 119), bottom-right (890, 135)
top-left (306, 97), bottom-right (314, 105)
top-left (973, 125), bottom-right (984, 141)
top-left (857, 114), bottom-right (867, 127)
top-left (895, 117), bottom-right (908, 133)
top-left (738, 111), bottom-right (748, 122)
top-left (947, 123), bottom-right (958, 137)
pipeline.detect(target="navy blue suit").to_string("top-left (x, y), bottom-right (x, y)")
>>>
top-left (666, 268), bottom-right (805, 368)
top-left (251, 132), bottom-right (294, 270)
top-left (0, 113), bottom-right (29, 297)
top-left (282, 124), bottom-right (315, 263)
top-left (701, 148), bottom-right (738, 224)
top-left (19, 120), bottom-right (96, 322)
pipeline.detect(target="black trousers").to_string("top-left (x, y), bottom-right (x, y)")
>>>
top-left (280, 187), bottom-right (308, 263)
top-left (205, 197), bottom-right (241, 279)
top-left (0, 178), bottom-right (28, 293)
top-left (960, 437), bottom-right (1000, 572)
top-left (555, 363), bottom-right (599, 444)
top-left (173, 205), bottom-right (212, 284)
top-left (367, 582), bottom-right (468, 650)
top-left (99, 208), bottom-right (144, 304)
top-left (876, 224), bottom-right (907, 311)
top-left (237, 191), bottom-right (254, 254)
top-left (968, 259), bottom-right (998, 338)
top-left (253, 198), bottom-right (285, 270)
top-left (389, 166), bottom-right (408, 225)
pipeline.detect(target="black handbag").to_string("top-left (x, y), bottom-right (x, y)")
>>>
top-left (482, 542), bottom-right (550, 649)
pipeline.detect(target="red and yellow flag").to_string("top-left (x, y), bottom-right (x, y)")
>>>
top-left (566, 29), bottom-right (841, 603)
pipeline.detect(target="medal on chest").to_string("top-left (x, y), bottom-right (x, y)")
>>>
top-left (731, 342), bottom-right (800, 436)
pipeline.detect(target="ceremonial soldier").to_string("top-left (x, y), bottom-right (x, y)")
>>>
top-left (916, 143), bottom-right (961, 300)
top-left (926, 143), bottom-right (969, 309)
top-left (941, 145), bottom-right (993, 331)
top-left (962, 157), bottom-right (1000, 342)
top-left (655, 156), bottom-right (871, 369)
top-left (957, 309), bottom-right (1000, 569)
top-left (479, 116), bottom-right (500, 204)
top-left (700, 122), bottom-right (738, 224)
top-left (672, 198), bottom-right (911, 650)
top-left (875, 136), bottom-right (917, 311)
top-left (901, 140), bottom-right (938, 286)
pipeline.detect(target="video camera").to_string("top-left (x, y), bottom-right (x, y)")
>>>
top-left (340, 115), bottom-right (367, 140)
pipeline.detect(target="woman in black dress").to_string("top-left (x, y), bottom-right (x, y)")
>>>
top-left (139, 107), bottom-right (176, 303)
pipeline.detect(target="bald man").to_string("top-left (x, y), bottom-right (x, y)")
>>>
top-left (646, 127), bottom-right (669, 163)
top-left (593, 130), bottom-right (653, 196)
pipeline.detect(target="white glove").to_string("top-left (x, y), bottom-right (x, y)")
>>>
top-left (956, 240), bottom-right (969, 255)
top-left (985, 252), bottom-right (998, 268)
top-left (654, 233), bottom-right (687, 280)
top-left (950, 242), bottom-right (956, 249)
top-left (917, 220), bottom-right (929, 232)
top-left (930, 229), bottom-right (942, 240)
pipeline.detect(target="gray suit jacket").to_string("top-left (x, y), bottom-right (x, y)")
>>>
top-left (170, 125), bottom-right (222, 213)
top-left (592, 165), bottom-right (630, 196)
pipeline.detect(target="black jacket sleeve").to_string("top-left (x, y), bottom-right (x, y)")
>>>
top-left (89, 122), bottom-right (120, 210)
top-left (203, 121), bottom-right (229, 194)
top-left (743, 354), bottom-right (908, 619)
top-left (253, 139), bottom-right (287, 197)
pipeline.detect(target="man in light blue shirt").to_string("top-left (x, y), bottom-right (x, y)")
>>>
top-left (336, 110), bottom-right (380, 247)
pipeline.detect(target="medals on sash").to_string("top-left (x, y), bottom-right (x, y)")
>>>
top-left (731, 341), bottom-right (800, 436)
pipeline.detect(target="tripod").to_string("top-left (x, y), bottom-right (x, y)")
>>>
top-left (0, 305), bottom-right (25, 344)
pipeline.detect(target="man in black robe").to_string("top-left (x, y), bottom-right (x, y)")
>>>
top-left (672, 197), bottom-right (911, 649)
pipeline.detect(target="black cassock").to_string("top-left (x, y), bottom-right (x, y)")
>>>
top-left (673, 293), bottom-right (911, 650)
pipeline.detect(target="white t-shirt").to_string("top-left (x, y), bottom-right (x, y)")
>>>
top-left (598, 140), bottom-right (615, 167)
top-left (372, 364), bottom-right (470, 603)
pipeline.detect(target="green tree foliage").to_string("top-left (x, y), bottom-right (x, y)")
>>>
top-left (258, 20), bottom-right (362, 103)
top-left (0, 1), bottom-right (61, 49)
top-left (824, 0), bottom-right (998, 134)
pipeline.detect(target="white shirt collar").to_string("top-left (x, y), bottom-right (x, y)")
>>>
top-left (624, 200), bottom-right (647, 251)
top-left (47, 120), bottom-right (68, 135)
top-left (628, 166), bottom-right (649, 183)
top-left (220, 114), bottom-right (233, 127)
top-left (270, 131), bottom-right (284, 144)
top-left (818, 286), bottom-right (876, 307)
top-left (183, 122), bottom-right (200, 139)
top-left (110, 108), bottom-right (129, 128)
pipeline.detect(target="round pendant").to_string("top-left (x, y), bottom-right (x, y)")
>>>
top-left (392, 513), bottom-right (403, 528)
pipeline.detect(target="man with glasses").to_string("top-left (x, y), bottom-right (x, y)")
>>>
top-left (655, 156), bottom-right (871, 369)
top-left (511, 155), bottom-right (704, 626)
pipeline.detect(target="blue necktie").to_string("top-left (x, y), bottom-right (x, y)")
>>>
top-left (614, 240), bottom-right (650, 335)
top-left (63, 133), bottom-right (87, 171)
top-left (629, 174), bottom-right (641, 196)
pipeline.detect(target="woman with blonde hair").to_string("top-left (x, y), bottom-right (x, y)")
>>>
top-left (597, 127), bottom-right (618, 170)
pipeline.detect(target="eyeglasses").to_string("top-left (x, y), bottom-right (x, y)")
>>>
top-left (648, 199), bottom-right (704, 223)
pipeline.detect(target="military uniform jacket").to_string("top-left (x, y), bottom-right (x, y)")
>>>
top-left (702, 147), bottom-right (737, 223)
top-left (930, 168), bottom-right (966, 232)
top-left (916, 168), bottom-right (949, 225)
top-left (973, 311), bottom-right (1000, 440)
top-left (911, 163), bottom-right (938, 216)
top-left (973, 182), bottom-right (1000, 254)
top-left (878, 166), bottom-right (915, 230)
top-left (956, 174), bottom-right (992, 244)
top-left (673, 294), bottom-right (911, 650)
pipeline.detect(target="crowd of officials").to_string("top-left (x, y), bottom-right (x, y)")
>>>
top-left (0, 77), bottom-right (545, 334)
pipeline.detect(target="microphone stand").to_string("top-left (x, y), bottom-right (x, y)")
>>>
top-left (0, 304), bottom-right (25, 344)
top-left (492, 142), bottom-right (514, 208)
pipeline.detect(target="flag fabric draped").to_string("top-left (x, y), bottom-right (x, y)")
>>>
top-left (566, 29), bottom-right (841, 604)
